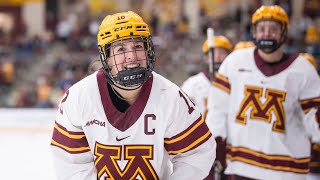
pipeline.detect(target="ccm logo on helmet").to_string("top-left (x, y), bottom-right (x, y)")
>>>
top-left (115, 26), bottom-right (133, 32)
top-left (123, 74), bottom-right (143, 80)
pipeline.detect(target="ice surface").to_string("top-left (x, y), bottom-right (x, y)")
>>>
top-left (0, 109), bottom-right (57, 180)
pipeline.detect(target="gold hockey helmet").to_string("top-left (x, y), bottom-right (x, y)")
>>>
top-left (252, 5), bottom-right (289, 28)
top-left (202, 35), bottom-right (233, 53)
top-left (234, 41), bottom-right (255, 50)
top-left (97, 11), bottom-right (150, 48)
top-left (97, 11), bottom-right (156, 89)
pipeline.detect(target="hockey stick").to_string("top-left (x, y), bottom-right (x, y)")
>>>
top-left (207, 28), bottom-right (215, 80)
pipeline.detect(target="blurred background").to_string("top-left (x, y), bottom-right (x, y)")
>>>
top-left (0, 0), bottom-right (319, 108)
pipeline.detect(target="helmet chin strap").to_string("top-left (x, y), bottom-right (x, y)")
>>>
top-left (106, 67), bottom-right (147, 91)
top-left (105, 72), bottom-right (143, 91)
top-left (112, 81), bottom-right (143, 91)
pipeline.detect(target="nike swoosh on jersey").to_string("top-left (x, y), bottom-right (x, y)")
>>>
top-left (238, 68), bottom-right (252, 72)
top-left (116, 135), bottom-right (131, 141)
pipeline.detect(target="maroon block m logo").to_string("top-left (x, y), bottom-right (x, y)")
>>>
top-left (94, 143), bottom-right (158, 180)
top-left (236, 85), bottom-right (286, 133)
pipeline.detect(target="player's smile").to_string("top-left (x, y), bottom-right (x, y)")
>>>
top-left (124, 62), bottom-right (140, 70)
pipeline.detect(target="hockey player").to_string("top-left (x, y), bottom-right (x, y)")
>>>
top-left (181, 36), bottom-right (233, 115)
top-left (181, 36), bottom-right (232, 180)
top-left (300, 52), bottom-right (320, 180)
top-left (206, 5), bottom-right (320, 180)
top-left (50, 11), bottom-right (216, 180)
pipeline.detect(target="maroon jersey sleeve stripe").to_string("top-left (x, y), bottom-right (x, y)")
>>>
top-left (212, 73), bottom-right (230, 93)
top-left (51, 121), bottom-right (90, 154)
top-left (226, 145), bottom-right (310, 174)
top-left (300, 97), bottom-right (320, 112)
top-left (310, 143), bottom-right (320, 173)
top-left (299, 97), bottom-right (320, 128)
top-left (164, 116), bottom-right (212, 155)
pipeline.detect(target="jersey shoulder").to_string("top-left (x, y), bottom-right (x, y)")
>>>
top-left (219, 48), bottom-right (255, 76)
top-left (151, 72), bottom-right (202, 120)
top-left (291, 55), bottom-right (318, 75)
top-left (151, 72), bottom-right (183, 100)
top-left (68, 72), bottom-right (99, 97)
top-left (61, 72), bottom-right (100, 112)
top-left (226, 47), bottom-right (254, 63)
top-left (181, 72), bottom-right (208, 88)
top-left (152, 71), bottom-right (180, 91)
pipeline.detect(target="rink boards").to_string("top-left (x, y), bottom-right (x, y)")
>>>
top-left (0, 108), bottom-right (57, 180)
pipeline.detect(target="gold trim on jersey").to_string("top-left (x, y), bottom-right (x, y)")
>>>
top-left (310, 162), bottom-right (320, 167)
top-left (51, 122), bottom-right (90, 153)
top-left (166, 130), bottom-right (211, 154)
top-left (54, 123), bottom-right (86, 139)
top-left (235, 85), bottom-right (286, 133)
top-left (164, 116), bottom-right (212, 155)
top-left (226, 144), bottom-right (310, 174)
top-left (202, 98), bottom-right (209, 121)
top-left (51, 139), bottom-right (90, 152)
top-left (310, 143), bottom-right (320, 172)
top-left (313, 143), bottom-right (320, 151)
top-left (299, 97), bottom-right (320, 113)
top-left (212, 73), bottom-right (230, 93)
top-left (94, 143), bottom-right (158, 179)
top-left (164, 117), bottom-right (204, 144)
top-left (216, 73), bottom-right (229, 82)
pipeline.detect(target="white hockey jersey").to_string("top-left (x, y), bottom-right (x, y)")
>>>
top-left (206, 48), bottom-right (320, 180)
top-left (51, 70), bottom-right (216, 180)
top-left (181, 71), bottom-right (212, 115)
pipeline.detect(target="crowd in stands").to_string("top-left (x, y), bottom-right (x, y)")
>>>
top-left (0, 0), bottom-right (319, 108)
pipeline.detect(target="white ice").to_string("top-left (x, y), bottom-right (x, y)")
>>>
top-left (0, 109), bottom-right (57, 180)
